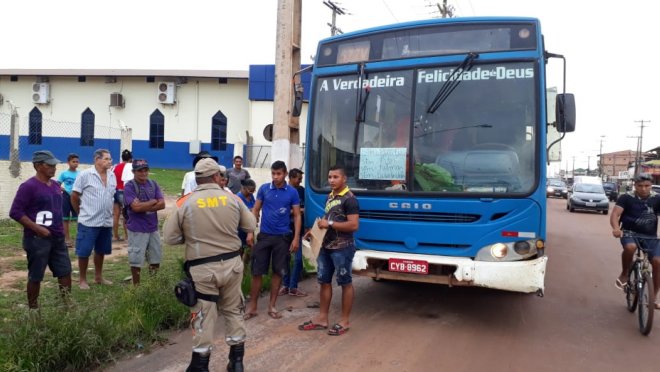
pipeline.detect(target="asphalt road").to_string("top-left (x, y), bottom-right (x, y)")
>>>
top-left (105, 198), bottom-right (660, 372)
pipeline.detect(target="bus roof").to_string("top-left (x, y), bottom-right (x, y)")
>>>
top-left (318, 16), bottom-right (541, 44)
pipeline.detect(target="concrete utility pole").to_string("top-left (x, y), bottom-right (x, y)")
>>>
top-left (9, 104), bottom-right (20, 177)
top-left (323, 1), bottom-right (345, 36)
top-left (633, 120), bottom-right (650, 177)
top-left (272, 0), bottom-right (303, 168)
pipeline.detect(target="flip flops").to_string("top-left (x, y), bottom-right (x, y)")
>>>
top-left (298, 320), bottom-right (328, 331)
top-left (288, 288), bottom-right (308, 297)
top-left (267, 311), bottom-right (283, 319)
top-left (243, 313), bottom-right (258, 321)
top-left (615, 278), bottom-right (628, 290)
top-left (327, 323), bottom-right (349, 336)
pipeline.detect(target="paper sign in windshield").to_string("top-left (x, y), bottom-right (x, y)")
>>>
top-left (359, 147), bottom-right (406, 180)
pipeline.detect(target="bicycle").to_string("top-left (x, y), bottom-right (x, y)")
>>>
top-left (622, 230), bottom-right (657, 335)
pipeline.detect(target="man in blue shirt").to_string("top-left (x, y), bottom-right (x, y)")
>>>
top-left (244, 161), bottom-right (301, 320)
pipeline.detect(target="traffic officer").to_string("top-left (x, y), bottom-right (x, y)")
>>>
top-left (164, 158), bottom-right (256, 372)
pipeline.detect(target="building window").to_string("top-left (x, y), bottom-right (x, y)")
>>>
top-left (150, 109), bottom-right (165, 149)
top-left (211, 111), bottom-right (227, 151)
top-left (81, 108), bottom-right (95, 146)
top-left (28, 107), bottom-right (42, 145)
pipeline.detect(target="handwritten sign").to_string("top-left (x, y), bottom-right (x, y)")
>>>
top-left (359, 148), bottom-right (406, 180)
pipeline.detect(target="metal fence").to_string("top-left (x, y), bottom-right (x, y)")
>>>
top-left (245, 144), bottom-right (306, 169)
top-left (0, 109), bottom-right (122, 177)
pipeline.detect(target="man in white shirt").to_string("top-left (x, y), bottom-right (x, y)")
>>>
top-left (181, 151), bottom-right (218, 196)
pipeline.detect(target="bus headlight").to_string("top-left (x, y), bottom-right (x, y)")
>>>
top-left (475, 240), bottom-right (539, 262)
top-left (491, 243), bottom-right (508, 259)
top-left (513, 241), bottom-right (531, 255)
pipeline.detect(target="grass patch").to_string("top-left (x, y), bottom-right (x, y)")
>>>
top-left (0, 239), bottom-right (283, 371)
top-left (149, 168), bottom-right (187, 197)
top-left (0, 219), bottom-right (22, 256)
top-left (0, 246), bottom-right (189, 372)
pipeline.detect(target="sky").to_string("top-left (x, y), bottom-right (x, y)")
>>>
top-left (1, 0), bottom-right (658, 171)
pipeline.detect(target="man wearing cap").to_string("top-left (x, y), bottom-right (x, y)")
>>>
top-left (71, 148), bottom-right (116, 290)
top-left (164, 158), bottom-right (256, 372)
top-left (124, 159), bottom-right (165, 285)
top-left (181, 151), bottom-right (219, 197)
top-left (10, 150), bottom-right (73, 308)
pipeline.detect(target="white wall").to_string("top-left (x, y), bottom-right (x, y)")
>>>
top-left (0, 76), bottom-right (251, 146)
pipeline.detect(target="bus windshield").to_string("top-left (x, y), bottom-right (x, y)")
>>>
top-left (308, 60), bottom-right (537, 196)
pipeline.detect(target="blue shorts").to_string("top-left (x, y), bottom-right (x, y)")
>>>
top-left (317, 245), bottom-right (355, 286)
top-left (75, 224), bottom-right (113, 257)
top-left (62, 191), bottom-right (78, 221)
top-left (621, 237), bottom-right (660, 258)
top-left (23, 235), bottom-right (72, 282)
top-left (114, 190), bottom-right (124, 205)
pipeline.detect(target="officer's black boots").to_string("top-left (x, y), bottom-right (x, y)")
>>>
top-left (226, 343), bottom-right (245, 372)
top-left (186, 351), bottom-right (210, 372)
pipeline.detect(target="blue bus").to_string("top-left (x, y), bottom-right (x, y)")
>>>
top-left (303, 17), bottom-right (575, 295)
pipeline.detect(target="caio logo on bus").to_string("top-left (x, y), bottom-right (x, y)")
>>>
top-left (389, 202), bottom-right (432, 210)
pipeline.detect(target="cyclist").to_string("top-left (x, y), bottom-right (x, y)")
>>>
top-left (610, 173), bottom-right (660, 309)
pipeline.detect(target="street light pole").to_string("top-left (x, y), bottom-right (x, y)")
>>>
top-left (572, 156), bottom-right (575, 179)
top-left (633, 120), bottom-right (650, 177)
top-left (599, 135), bottom-right (605, 179)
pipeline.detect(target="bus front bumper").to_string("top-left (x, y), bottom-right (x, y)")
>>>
top-left (352, 250), bottom-right (547, 295)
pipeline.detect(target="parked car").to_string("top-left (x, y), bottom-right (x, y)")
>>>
top-left (546, 180), bottom-right (568, 198)
top-left (653, 185), bottom-right (660, 194)
top-left (566, 183), bottom-right (609, 214)
top-left (602, 182), bottom-right (618, 201)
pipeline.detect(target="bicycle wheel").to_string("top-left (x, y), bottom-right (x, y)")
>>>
top-left (637, 272), bottom-right (655, 335)
top-left (626, 267), bottom-right (638, 312)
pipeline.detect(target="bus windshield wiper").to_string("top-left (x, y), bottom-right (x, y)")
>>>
top-left (355, 62), bottom-right (370, 124)
top-left (353, 62), bottom-right (370, 153)
top-left (426, 52), bottom-right (479, 114)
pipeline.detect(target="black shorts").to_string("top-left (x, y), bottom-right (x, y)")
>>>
top-left (251, 233), bottom-right (292, 277)
top-left (24, 235), bottom-right (72, 282)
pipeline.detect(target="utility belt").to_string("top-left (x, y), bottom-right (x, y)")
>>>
top-left (174, 250), bottom-right (240, 307)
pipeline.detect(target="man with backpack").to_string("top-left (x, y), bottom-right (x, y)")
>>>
top-left (124, 159), bottom-right (165, 285)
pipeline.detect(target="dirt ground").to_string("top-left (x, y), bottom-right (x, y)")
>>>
top-left (105, 198), bottom-right (660, 372)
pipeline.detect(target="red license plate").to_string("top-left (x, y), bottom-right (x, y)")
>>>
top-left (388, 258), bottom-right (429, 275)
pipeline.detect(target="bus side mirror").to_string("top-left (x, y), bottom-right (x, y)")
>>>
top-left (555, 93), bottom-right (576, 133)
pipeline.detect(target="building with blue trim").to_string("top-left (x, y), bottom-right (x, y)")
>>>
top-left (0, 66), bottom-right (311, 170)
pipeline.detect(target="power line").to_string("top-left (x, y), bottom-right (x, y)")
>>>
top-left (323, 1), bottom-right (346, 36)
